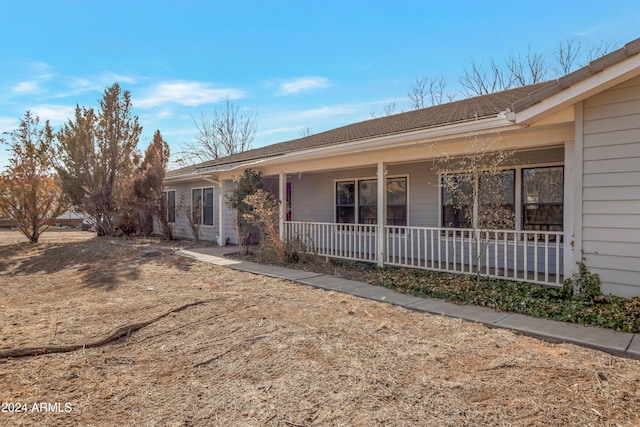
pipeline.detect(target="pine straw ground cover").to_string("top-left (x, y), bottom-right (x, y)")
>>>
top-left (0, 231), bottom-right (639, 426)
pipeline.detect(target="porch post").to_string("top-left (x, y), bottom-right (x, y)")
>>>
top-left (279, 172), bottom-right (286, 242)
top-left (218, 181), bottom-right (226, 246)
top-left (377, 162), bottom-right (386, 267)
top-left (566, 101), bottom-right (585, 278)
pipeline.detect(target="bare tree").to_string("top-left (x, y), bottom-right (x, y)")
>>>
top-left (299, 126), bottom-right (312, 137)
top-left (506, 47), bottom-right (547, 87)
top-left (554, 38), bottom-right (582, 75)
top-left (460, 59), bottom-right (514, 97)
top-left (178, 95), bottom-right (256, 165)
top-left (583, 39), bottom-right (617, 64)
top-left (438, 137), bottom-right (516, 283)
top-left (408, 75), bottom-right (455, 109)
top-left (370, 101), bottom-right (397, 118)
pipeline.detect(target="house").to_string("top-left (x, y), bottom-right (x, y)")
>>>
top-left (164, 37), bottom-right (640, 298)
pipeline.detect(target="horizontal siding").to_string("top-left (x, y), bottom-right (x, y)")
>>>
top-left (583, 241), bottom-right (640, 257)
top-left (583, 112), bottom-right (640, 135)
top-left (583, 227), bottom-right (640, 243)
top-left (583, 76), bottom-right (640, 108)
top-left (584, 171), bottom-right (640, 187)
top-left (583, 213), bottom-right (640, 229)
top-left (583, 185), bottom-right (640, 201)
top-left (583, 141), bottom-right (640, 161)
top-left (583, 200), bottom-right (640, 214)
top-left (583, 98), bottom-right (640, 121)
top-left (584, 128), bottom-right (640, 148)
top-left (585, 254), bottom-right (640, 273)
top-left (583, 157), bottom-right (640, 174)
top-left (167, 181), bottom-right (220, 242)
top-left (582, 76), bottom-right (640, 296)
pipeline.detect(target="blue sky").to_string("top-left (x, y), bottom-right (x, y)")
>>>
top-left (1, 1), bottom-right (639, 169)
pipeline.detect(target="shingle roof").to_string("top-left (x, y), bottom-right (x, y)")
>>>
top-left (168, 82), bottom-right (552, 177)
top-left (513, 37), bottom-right (640, 111)
top-left (168, 36), bottom-right (640, 177)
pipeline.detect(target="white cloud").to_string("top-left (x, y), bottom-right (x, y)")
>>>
top-left (103, 72), bottom-right (137, 84)
top-left (257, 125), bottom-right (309, 137)
top-left (278, 77), bottom-right (330, 95)
top-left (134, 81), bottom-right (244, 109)
top-left (13, 81), bottom-right (41, 94)
top-left (271, 104), bottom-right (360, 123)
top-left (0, 117), bottom-right (18, 133)
top-left (29, 104), bottom-right (75, 125)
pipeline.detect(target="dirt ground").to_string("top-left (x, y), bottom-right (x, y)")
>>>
top-left (1, 230), bottom-right (639, 426)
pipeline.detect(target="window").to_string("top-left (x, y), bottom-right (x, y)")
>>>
top-left (336, 181), bottom-right (355, 223)
top-left (203, 187), bottom-right (214, 225)
top-left (336, 177), bottom-right (407, 225)
top-left (478, 170), bottom-right (515, 230)
top-left (192, 189), bottom-right (202, 225)
top-left (358, 179), bottom-right (377, 224)
top-left (192, 187), bottom-right (215, 226)
top-left (165, 190), bottom-right (176, 223)
top-left (387, 177), bottom-right (407, 226)
top-left (442, 170), bottom-right (515, 229)
top-left (442, 173), bottom-right (472, 228)
top-left (522, 166), bottom-right (563, 232)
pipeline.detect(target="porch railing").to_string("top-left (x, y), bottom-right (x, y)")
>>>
top-left (283, 221), bottom-right (563, 286)
top-left (284, 221), bottom-right (377, 262)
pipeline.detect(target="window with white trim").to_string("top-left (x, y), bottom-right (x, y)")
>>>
top-left (441, 166), bottom-right (563, 232)
top-left (162, 190), bottom-right (176, 223)
top-left (442, 170), bottom-right (515, 229)
top-left (522, 166), bottom-right (563, 232)
top-left (191, 187), bottom-right (215, 226)
top-left (335, 177), bottom-right (407, 225)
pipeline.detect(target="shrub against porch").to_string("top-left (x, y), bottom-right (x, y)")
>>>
top-left (232, 245), bottom-right (640, 334)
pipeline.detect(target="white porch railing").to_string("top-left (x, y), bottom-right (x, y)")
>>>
top-left (284, 221), bottom-right (377, 262)
top-left (283, 221), bottom-right (564, 286)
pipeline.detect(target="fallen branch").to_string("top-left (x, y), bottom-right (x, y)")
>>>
top-left (0, 300), bottom-right (212, 359)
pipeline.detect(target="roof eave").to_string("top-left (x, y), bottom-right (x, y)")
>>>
top-left (514, 48), bottom-right (640, 125)
top-left (215, 115), bottom-right (521, 173)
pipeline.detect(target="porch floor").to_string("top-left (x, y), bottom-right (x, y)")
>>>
top-left (178, 245), bottom-right (638, 360)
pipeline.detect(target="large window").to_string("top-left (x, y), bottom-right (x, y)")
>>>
top-left (522, 166), bottom-right (563, 232)
top-left (442, 170), bottom-right (515, 229)
top-left (336, 177), bottom-right (407, 225)
top-left (441, 166), bottom-right (563, 232)
top-left (192, 187), bottom-right (215, 226)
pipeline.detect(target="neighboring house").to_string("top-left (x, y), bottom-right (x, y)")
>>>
top-left (0, 209), bottom-right (83, 228)
top-left (164, 37), bottom-right (640, 297)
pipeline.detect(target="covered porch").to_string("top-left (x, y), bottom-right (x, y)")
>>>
top-left (261, 144), bottom-right (571, 287)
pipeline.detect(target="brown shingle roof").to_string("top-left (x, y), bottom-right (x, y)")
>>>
top-left (168, 36), bottom-right (640, 177)
top-left (168, 82), bottom-right (552, 177)
top-left (513, 38), bottom-right (640, 112)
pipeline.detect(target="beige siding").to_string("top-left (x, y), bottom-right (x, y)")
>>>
top-left (582, 75), bottom-right (640, 297)
top-left (289, 149), bottom-right (562, 230)
top-left (169, 181), bottom-right (220, 243)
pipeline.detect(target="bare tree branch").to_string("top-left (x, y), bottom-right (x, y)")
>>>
top-left (177, 95), bottom-right (256, 165)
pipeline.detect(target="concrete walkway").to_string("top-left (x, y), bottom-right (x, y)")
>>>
top-left (177, 246), bottom-right (640, 360)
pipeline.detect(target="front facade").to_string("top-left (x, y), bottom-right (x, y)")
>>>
top-left (164, 38), bottom-right (640, 297)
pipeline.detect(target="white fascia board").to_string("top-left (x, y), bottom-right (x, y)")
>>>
top-left (515, 54), bottom-right (640, 125)
top-left (242, 116), bottom-right (520, 171)
top-left (165, 116), bottom-right (519, 180)
top-left (164, 172), bottom-right (200, 183)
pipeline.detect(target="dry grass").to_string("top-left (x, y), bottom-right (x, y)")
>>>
top-left (1, 230), bottom-right (639, 426)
